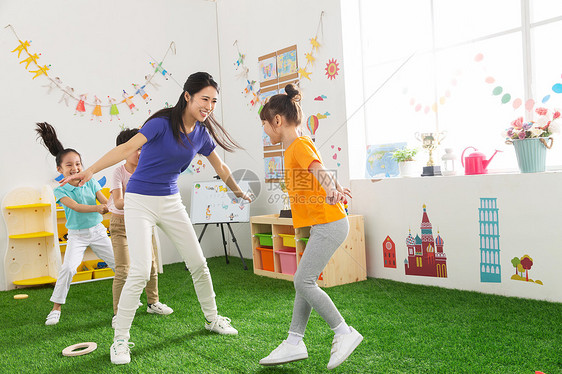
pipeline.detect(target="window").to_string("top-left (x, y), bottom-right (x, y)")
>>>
top-left (356, 1), bottom-right (562, 176)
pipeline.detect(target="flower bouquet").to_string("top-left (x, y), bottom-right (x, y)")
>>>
top-left (503, 107), bottom-right (560, 142)
top-left (503, 107), bottom-right (560, 173)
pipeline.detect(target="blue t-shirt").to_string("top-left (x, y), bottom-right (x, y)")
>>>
top-left (127, 117), bottom-right (216, 196)
top-left (54, 179), bottom-right (103, 230)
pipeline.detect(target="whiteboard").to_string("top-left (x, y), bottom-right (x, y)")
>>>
top-left (190, 181), bottom-right (251, 224)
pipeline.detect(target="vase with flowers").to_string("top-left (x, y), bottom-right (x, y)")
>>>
top-left (503, 107), bottom-right (560, 173)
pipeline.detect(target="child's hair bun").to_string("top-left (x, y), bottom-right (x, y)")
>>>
top-left (284, 84), bottom-right (302, 103)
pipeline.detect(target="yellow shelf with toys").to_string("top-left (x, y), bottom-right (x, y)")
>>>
top-left (56, 187), bottom-right (115, 283)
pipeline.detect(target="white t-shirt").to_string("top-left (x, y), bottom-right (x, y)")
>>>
top-left (108, 164), bottom-right (133, 215)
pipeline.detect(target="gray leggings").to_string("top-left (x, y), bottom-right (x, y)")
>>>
top-left (289, 217), bottom-right (350, 336)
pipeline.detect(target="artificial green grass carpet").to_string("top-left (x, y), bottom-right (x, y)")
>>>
top-left (1, 257), bottom-right (560, 373)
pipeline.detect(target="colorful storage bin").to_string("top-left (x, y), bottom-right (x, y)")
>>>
top-left (84, 259), bottom-right (115, 279)
top-left (93, 268), bottom-right (115, 279)
top-left (276, 248), bottom-right (297, 275)
top-left (257, 246), bottom-right (274, 272)
top-left (254, 233), bottom-right (273, 247)
top-left (278, 233), bottom-right (296, 248)
top-left (72, 262), bottom-right (93, 282)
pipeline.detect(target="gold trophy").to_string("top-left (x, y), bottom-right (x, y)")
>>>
top-left (415, 131), bottom-right (447, 176)
top-left (278, 181), bottom-right (292, 218)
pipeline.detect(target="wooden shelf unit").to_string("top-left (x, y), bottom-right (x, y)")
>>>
top-left (250, 214), bottom-right (366, 287)
top-left (2, 186), bottom-right (61, 290)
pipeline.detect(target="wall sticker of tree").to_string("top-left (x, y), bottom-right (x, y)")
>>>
top-left (510, 254), bottom-right (543, 285)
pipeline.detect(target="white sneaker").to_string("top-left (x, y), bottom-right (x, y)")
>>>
top-left (327, 326), bottom-right (363, 370)
top-left (110, 339), bottom-right (135, 365)
top-left (259, 340), bottom-right (308, 366)
top-left (45, 310), bottom-right (61, 325)
top-left (204, 315), bottom-right (238, 335)
top-left (147, 302), bottom-right (173, 315)
top-left (112, 315), bottom-right (116, 329)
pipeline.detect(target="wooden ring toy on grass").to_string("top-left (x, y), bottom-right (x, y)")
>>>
top-left (62, 342), bottom-right (97, 357)
top-left (13, 294), bottom-right (28, 300)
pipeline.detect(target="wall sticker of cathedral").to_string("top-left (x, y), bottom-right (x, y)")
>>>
top-left (404, 204), bottom-right (448, 278)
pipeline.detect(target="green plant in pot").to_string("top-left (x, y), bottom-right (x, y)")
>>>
top-left (392, 147), bottom-right (419, 177)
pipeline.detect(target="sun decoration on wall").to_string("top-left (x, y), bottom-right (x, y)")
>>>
top-left (325, 58), bottom-right (340, 80)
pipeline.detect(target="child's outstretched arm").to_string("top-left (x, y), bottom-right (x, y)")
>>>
top-left (308, 161), bottom-right (348, 205)
top-left (96, 190), bottom-right (109, 205)
top-left (206, 150), bottom-right (254, 202)
top-left (60, 133), bottom-right (147, 187)
top-left (110, 188), bottom-right (125, 210)
top-left (59, 196), bottom-right (108, 214)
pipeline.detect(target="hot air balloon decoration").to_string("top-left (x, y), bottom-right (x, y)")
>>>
top-left (307, 115), bottom-right (319, 142)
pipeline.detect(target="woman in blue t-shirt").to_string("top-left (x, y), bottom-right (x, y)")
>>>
top-left (61, 72), bottom-right (253, 365)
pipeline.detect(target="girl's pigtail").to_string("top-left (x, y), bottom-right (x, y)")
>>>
top-left (35, 122), bottom-right (64, 157)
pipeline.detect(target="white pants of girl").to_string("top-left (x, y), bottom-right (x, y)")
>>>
top-left (114, 193), bottom-right (217, 341)
top-left (50, 223), bottom-right (115, 304)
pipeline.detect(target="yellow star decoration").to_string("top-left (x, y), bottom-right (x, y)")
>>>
top-left (305, 53), bottom-right (315, 66)
top-left (298, 68), bottom-right (312, 81)
top-left (29, 64), bottom-right (50, 79)
top-left (310, 37), bottom-right (320, 52)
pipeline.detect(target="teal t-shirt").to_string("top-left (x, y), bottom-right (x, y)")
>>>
top-left (54, 179), bottom-right (103, 230)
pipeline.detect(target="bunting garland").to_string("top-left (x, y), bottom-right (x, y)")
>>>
top-left (298, 11), bottom-right (324, 82)
top-left (404, 52), bottom-right (562, 116)
top-left (233, 40), bottom-right (260, 109)
top-left (5, 24), bottom-right (176, 122)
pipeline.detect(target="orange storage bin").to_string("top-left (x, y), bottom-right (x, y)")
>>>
top-left (257, 246), bottom-right (274, 272)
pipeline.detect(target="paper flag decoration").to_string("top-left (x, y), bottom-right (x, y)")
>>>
top-left (6, 24), bottom-right (175, 123)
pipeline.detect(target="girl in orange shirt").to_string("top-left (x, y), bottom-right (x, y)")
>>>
top-left (258, 84), bottom-right (362, 370)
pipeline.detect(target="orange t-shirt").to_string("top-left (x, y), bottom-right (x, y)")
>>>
top-left (283, 136), bottom-right (346, 228)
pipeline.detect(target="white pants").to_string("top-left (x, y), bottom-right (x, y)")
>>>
top-left (50, 223), bottom-right (115, 304)
top-left (114, 193), bottom-right (217, 341)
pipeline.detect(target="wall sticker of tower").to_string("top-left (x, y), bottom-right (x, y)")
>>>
top-left (383, 236), bottom-right (397, 268)
top-left (404, 204), bottom-right (447, 278)
top-left (479, 198), bottom-right (501, 283)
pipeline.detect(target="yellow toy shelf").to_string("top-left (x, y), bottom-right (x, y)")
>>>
top-left (6, 203), bottom-right (51, 210)
top-left (9, 231), bottom-right (54, 239)
top-left (13, 275), bottom-right (57, 286)
top-left (2, 185), bottom-right (61, 290)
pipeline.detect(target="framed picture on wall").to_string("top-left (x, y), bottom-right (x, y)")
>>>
top-left (276, 45), bottom-right (298, 82)
top-left (264, 151), bottom-right (284, 183)
top-left (258, 52), bottom-right (277, 87)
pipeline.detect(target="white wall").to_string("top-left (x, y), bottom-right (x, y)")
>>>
top-left (0, 0), bottom-right (224, 290)
top-left (215, 0), bottom-right (351, 258)
top-left (351, 173), bottom-right (562, 303)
